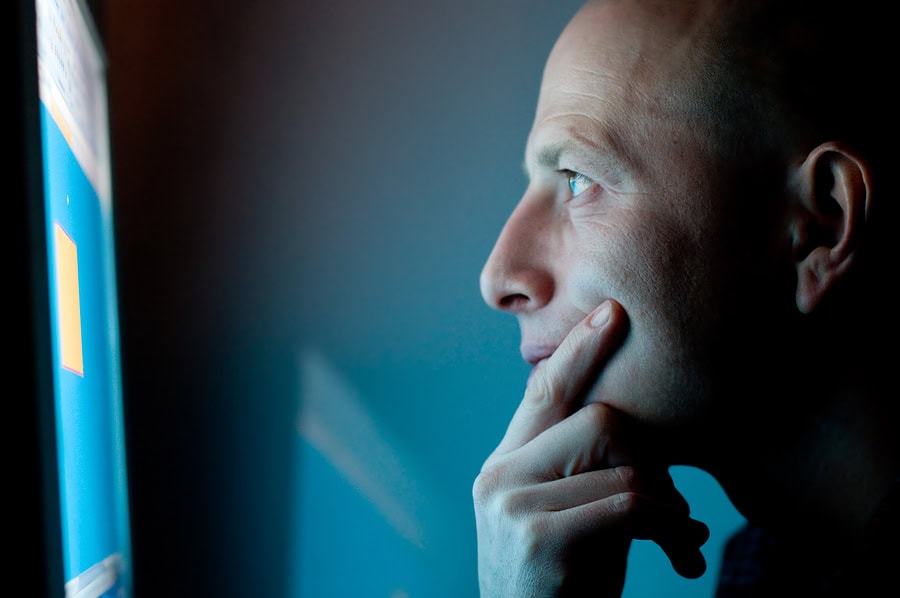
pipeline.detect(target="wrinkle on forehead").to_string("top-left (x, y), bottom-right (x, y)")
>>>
top-left (550, 0), bottom-right (729, 100)
top-left (531, 0), bottom-right (737, 179)
top-left (533, 76), bottom-right (652, 183)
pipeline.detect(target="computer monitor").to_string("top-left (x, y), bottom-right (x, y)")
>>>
top-left (16, 0), bottom-right (133, 596)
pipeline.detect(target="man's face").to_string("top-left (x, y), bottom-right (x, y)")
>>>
top-left (480, 0), bottom-right (783, 449)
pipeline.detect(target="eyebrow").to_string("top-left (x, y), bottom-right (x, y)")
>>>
top-left (522, 133), bottom-right (630, 184)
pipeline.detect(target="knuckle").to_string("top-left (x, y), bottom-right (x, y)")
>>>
top-left (579, 401), bottom-right (614, 428)
top-left (495, 488), bottom-right (528, 518)
top-left (522, 372), bottom-right (560, 411)
top-left (473, 471), bottom-right (532, 521)
top-left (473, 457), bottom-right (525, 507)
top-left (472, 463), bottom-right (504, 504)
top-left (520, 514), bottom-right (550, 549)
top-left (613, 464), bottom-right (638, 489)
top-left (578, 402), bottom-right (609, 428)
top-left (613, 490), bottom-right (643, 520)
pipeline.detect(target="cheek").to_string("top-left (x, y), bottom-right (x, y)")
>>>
top-left (567, 216), bottom-right (720, 422)
top-left (567, 216), bottom-right (699, 318)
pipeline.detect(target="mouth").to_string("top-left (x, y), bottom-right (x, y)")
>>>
top-left (521, 344), bottom-right (557, 376)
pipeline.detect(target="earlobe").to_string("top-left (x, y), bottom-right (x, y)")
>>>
top-left (790, 142), bottom-right (871, 314)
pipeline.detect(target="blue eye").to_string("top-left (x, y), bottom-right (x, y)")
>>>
top-left (565, 170), bottom-right (593, 197)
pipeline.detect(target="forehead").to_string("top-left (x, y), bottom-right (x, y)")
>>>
top-left (527, 0), bottom-right (726, 174)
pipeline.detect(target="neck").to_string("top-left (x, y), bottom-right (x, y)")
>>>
top-left (711, 378), bottom-right (899, 544)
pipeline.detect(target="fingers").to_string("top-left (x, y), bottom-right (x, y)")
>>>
top-left (512, 401), bottom-right (622, 481)
top-left (475, 461), bottom-right (710, 582)
top-left (493, 299), bottom-right (628, 456)
top-left (612, 494), bottom-right (710, 579)
top-left (657, 519), bottom-right (710, 579)
top-left (518, 463), bottom-right (689, 515)
top-left (542, 472), bottom-right (709, 579)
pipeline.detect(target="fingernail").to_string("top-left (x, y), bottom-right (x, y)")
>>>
top-left (590, 301), bottom-right (611, 328)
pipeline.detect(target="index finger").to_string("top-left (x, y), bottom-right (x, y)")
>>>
top-left (492, 299), bottom-right (628, 456)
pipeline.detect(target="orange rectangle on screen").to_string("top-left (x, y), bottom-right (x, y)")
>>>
top-left (55, 223), bottom-right (84, 376)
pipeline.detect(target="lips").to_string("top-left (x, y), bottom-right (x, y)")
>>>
top-left (521, 343), bottom-right (557, 367)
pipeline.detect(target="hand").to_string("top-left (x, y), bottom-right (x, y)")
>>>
top-left (473, 300), bottom-right (709, 597)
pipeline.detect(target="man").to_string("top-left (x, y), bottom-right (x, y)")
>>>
top-left (473, 0), bottom-right (897, 595)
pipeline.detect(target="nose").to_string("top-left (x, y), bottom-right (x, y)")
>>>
top-left (479, 191), bottom-right (555, 314)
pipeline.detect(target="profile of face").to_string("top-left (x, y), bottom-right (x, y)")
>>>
top-left (480, 0), bottom-right (796, 458)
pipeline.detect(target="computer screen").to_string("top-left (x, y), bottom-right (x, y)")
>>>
top-left (18, 0), bottom-right (133, 596)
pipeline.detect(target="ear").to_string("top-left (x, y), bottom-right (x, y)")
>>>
top-left (790, 142), bottom-right (872, 314)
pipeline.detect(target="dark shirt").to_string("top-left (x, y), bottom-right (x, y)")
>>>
top-left (715, 481), bottom-right (900, 597)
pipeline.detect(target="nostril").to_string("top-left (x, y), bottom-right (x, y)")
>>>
top-left (499, 293), bottom-right (531, 310)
